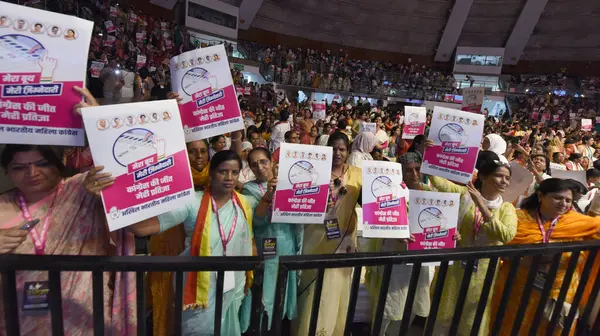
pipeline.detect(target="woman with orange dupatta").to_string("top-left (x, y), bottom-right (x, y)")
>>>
top-left (145, 139), bottom-right (211, 336)
top-left (93, 150), bottom-right (257, 335)
top-left (490, 178), bottom-right (600, 335)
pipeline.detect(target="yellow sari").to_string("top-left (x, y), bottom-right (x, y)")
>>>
top-left (490, 210), bottom-right (600, 335)
top-left (293, 166), bottom-right (362, 336)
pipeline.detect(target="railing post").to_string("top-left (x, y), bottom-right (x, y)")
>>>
top-left (2, 270), bottom-right (20, 336)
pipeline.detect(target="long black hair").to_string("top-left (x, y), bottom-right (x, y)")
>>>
top-left (520, 178), bottom-right (574, 212)
top-left (473, 159), bottom-right (512, 190)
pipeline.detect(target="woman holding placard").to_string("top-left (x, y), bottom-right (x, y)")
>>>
top-left (242, 147), bottom-right (303, 329)
top-left (490, 178), bottom-right (600, 335)
top-left (0, 88), bottom-right (136, 334)
top-left (425, 153), bottom-right (518, 335)
top-left (293, 131), bottom-right (363, 336)
top-left (90, 150), bottom-right (257, 335)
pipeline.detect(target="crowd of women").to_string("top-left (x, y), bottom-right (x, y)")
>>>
top-left (2, 76), bottom-right (600, 336)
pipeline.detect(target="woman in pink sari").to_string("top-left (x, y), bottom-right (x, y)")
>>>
top-left (0, 88), bottom-right (136, 335)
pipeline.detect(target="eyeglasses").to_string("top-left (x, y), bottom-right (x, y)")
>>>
top-left (249, 159), bottom-right (270, 169)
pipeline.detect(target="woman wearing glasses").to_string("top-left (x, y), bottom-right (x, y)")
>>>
top-left (293, 131), bottom-right (363, 336)
top-left (425, 151), bottom-right (518, 335)
top-left (242, 147), bottom-right (303, 330)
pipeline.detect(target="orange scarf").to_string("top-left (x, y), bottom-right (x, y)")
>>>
top-left (183, 190), bottom-right (255, 309)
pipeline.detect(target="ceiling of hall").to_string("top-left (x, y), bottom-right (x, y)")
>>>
top-left (244, 0), bottom-right (600, 61)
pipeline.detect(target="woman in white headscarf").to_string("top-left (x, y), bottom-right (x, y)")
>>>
top-left (348, 132), bottom-right (376, 167)
top-left (316, 134), bottom-right (330, 147)
top-left (482, 134), bottom-right (509, 164)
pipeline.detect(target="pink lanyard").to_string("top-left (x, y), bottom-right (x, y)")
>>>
top-left (257, 182), bottom-right (265, 195)
top-left (17, 182), bottom-right (63, 255)
top-left (536, 213), bottom-right (561, 243)
top-left (211, 195), bottom-right (238, 256)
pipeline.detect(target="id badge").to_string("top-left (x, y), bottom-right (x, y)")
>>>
top-left (262, 238), bottom-right (277, 259)
top-left (22, 281), bottom-right (49, 311)
top-left (461, 260), bottom-right (478, 273)
top-left (533, 271), bottom-right (548, 291)
top-left (324, 219), bottom-right (341, 239)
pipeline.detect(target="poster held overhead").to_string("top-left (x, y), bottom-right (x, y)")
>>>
top-left (461, 87), bottom-right (485, 113)
top-left (0, 2), bottom-right (93, 146)
top-left (402, 106), bottom-right (427, 139)
top-left (361, 161), bottom-right (409, 238)
top-left (272, 143), bottom-right (332, 224)
top-left (360, 122), bottom-right (377, 134)
top-left (81, 100), bottom-right (195, 231)
top-left (312, 101), bottom-right (326, 120)
top-left (170, 44), bottom-right (244, 142)
top-left (421, 106), bottom-right (484, 184)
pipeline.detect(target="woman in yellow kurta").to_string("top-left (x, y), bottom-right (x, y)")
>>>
top-left (428, 159), bottom-right (517, 335)
top-left (293, 131), bottom-right (362, 336)
top-left (490, 178), bottom-right (600, 335)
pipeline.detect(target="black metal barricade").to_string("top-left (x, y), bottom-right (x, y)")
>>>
top-left (272, 241), bottom-right (600, 336)
top-left (3, 241), bottom-right (600, 336)
top-left (0, 255), bottom-right (263, 336)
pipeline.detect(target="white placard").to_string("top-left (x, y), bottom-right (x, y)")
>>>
top-left (361, 161), bottom-right (409, 238)
top-left (272, 143), bottom-right (332, 224)
top-left (82, 100), bottom-right (195, 231)
top-left (582, 118), bottom-right (592, 131)
top-left (312, 101), bottom-right (326, 120)
top-left (421, 106), bottom-right (484, 183)
top-left (550, 168), bottom-right (587, 187)
top-left (407, 190), bottom-right (459, 265)
top-left (360, 122), bottom-right (377, 134)
top-left (0, 2), bottom-right (93, 146)
top-left (402, 106), bottom-right (427, 139)
top-left (170, 44), bottom-right (244, 142)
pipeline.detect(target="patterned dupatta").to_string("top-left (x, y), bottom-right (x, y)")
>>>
top-left (0, 173), bottom-right (137, 335)
top-left (183, 189), bottom-right (255, 310)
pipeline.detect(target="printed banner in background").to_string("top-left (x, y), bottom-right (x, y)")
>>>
top-left (104, 35), bottom-right (115, 47)
top-left (531, 111), bottom-right (539, 120)
top-left (104, 20), bottom-right (115, 33)
top-left (272, 143), bottom-right (332, 224)
top-left (0, 3), bottom-right (93, 146)
top-left (82, 100), bottom-right (195, 231)
top-left (312, 101), bottom-right (326, 120)
top-left (582, 118), bottom-right (592, 131)
top-left (170, 44), bottom-right (244, 142)
top-left (90, 61), bottom-right (104, 78)
top-left (136, 55), bottom-right (146, 69)
top-left (407, 190), bottom-right (459, 264)
top-left (360, 122), bottom-right (377, 134)
top-left (549, 162), bottom-right (566, 171)
top-left (461, 87), bottom-right (485, 113)
top-left (421, 106), bottom-right (484, 184)
top-left (541, 113), bottom-right (550, 122)
top-left (402, 106), bottom-right (427, 139)
top-left (361, 161), bottom-right (409, 238)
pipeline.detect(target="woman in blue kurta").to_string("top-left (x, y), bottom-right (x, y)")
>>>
top-left (105, 150), bottom-right (258, 336)
top-left (242, 147), bottom-right (303, 329)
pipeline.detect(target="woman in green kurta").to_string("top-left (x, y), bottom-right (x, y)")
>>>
top-left (241, 147), bottom-right (303, 329)
top-left (427, 159), bottom-right (517, 335)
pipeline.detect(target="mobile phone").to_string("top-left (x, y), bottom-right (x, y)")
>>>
top-left (20, 219), bottom-right (40, 231)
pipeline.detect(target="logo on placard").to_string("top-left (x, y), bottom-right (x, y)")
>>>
top-left (288, 160), bottom-right (320, 195)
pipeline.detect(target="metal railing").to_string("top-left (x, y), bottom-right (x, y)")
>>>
top-left (2, 241), bottom-right (600, 335)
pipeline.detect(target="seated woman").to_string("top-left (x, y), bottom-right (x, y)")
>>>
top-left (491, 178), bottom-right (600, 335)
top-left (88, 150), bottom-right (257, 335)
top-left (0, 87), bottom-right (136, 335)
top-left (242, 148), bottom-right (303, 329)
